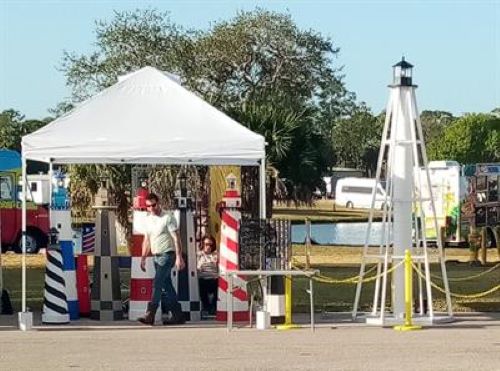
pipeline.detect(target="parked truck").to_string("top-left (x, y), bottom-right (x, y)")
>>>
top-left (418, 160), bottom-right (500, 248)
top-left (0, 149), bottom-right (49, 253)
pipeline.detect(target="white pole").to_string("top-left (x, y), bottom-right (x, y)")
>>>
top-left (379, 90), bottom-right (398, 322)
top-left (21, 156), bottom-right (27, 313)
top-left (49, 162), bottom-right (53, 210)
top-left (259, 157), bottom-right (266, 220)
top-left (352, 89), bottom-right (394, 320)
top-left (391, 87), bottom-right (413, 320)
top-left (412, 95), bottom-right (453, 318)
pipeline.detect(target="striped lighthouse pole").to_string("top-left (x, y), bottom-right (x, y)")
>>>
top-left (42, 230), bottom-right (69, 324)
top-left (50, 171), bottom-right (79, 320)
top-left (216, 174), bottom-right (249, 322)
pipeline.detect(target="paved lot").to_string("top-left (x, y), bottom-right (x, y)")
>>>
top-left (1, 313), bottom-right (499, 370)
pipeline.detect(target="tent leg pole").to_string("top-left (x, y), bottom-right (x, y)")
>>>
top-left (18, 155), bottom-right (33, 331)
top-left (259, 158), bottom-right (266, 220)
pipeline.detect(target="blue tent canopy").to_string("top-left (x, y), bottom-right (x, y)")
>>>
top-left (0, 149), bottom-right (21, 171)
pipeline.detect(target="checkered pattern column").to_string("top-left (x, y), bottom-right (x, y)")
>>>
top-left (90, 209), bottom-right (123, 321)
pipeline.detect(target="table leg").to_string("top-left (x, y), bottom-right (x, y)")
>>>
top-left (228, 274), bottom-right (233, 331)
top-left (309, 278), bottom-right (315, 332)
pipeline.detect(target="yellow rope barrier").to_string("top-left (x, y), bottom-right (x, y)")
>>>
top-left (291, 256), bottom-right (500, 297)
top-left (291, 257), bottom-right (378, 283)
top-left (312, 260), bottom-right (405, 285)
top-left (412, 262), bottom-right (500, 299)
top-left (430, 263), bottom-right (500, 282)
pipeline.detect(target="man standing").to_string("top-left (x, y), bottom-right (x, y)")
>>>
top-left (138, 193), bottom-right (185, 325)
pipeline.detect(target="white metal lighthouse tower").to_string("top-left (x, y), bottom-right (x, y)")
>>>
top-left (353, 58), bottom-right (453, 325)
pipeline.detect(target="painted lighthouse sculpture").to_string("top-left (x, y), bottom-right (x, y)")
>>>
top-left (49, 171), bottom-right (79, 320)
top-left (216, 173), bottom-right (249, 322)
top-left (90, 181), bottom-right (123, 320)
top-left (353, 58), bottom-right (453, 325)
top-left (171, 172), bottom-right (201, 322)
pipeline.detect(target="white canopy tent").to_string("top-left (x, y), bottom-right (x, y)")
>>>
top-left (18, 66), bottom-right (266, 329)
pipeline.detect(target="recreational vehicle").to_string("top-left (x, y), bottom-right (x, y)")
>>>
top-left (335, 177), bottom-right (387, 210)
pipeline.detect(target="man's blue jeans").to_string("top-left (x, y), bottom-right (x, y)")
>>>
top-left (151, 252), bottom-right (179, 310)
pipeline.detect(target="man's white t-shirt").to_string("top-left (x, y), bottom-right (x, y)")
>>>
top-left (146, 210), bottom-right (178, 254)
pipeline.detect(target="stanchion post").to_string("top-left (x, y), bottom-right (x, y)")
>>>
top-left (394, 250), bottom-right (421, 331)
top-left (439, 226), bottom-right (446, 259)
top-left (277, 275), bottom-right (300, 330)
top-left (285, 275), bottom-right (292, 323)
top-left (309, 277), bottom-right (315, 332)
top-left (305, 218), bottom-right (311, 270)
top-left (480, 227), bottom-right (487, 266)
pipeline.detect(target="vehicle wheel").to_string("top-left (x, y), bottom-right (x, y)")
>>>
top-left (346, 201), bottom-right (354, 209)
top-left (15, 231), bottom-right (42, 254)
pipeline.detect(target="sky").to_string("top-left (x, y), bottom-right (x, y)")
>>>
top-left (0, 0), bottom-right (499, 119)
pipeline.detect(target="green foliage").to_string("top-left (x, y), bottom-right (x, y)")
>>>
top-left (68, 164), bottom-right (132, 227)
top-left (0, 109), bottom-right (23, 150)
top-left (420, 110), bottom-right (455, 145)
top-left (279, 120), bottom-right (329, 201)
top-left (62, 9), bottom-right (193, 101)
top-left (48, 102), bottom-right (75, 118)
top-left (332, 106), bottom-right (382, 175)
top-left (428, 113), bottom-right (500, 163)
top-left (228, 98), bottom-right (328, 203)
top-left (228, 99), bottom-right (301, 166)
top-left (189, 10), bottom-right (349, 109)
top-left (59, 8), bottom-right (354, 205)
top-left (0, 109), bottom-right (49, 152)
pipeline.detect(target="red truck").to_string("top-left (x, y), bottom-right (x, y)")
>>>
top-left (0, 150), bottom-right (49, 253)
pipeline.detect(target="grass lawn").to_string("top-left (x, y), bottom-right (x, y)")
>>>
top-left (2, 244), bottom-right (499, 315)
top-left (292, 245), bottom-right (500, 313)
top-left (272, 199), bottom-right (382, 223)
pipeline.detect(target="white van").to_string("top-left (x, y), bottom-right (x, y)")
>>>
top-left (335, 177), bottom-right (387, 209)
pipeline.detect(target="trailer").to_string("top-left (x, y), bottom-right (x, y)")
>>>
top-left (418, 160), bottom-right (500, 248)
top-left (461, 163), bottom-right (500, 249)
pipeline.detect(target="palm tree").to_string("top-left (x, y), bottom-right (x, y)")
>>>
top-left (228, 99), bottom-right (321, 211)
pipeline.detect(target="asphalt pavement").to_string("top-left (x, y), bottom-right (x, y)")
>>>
top-left (1, 312), bottom-right (499, 370)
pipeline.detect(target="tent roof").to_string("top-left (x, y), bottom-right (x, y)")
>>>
top-left (22, 67), bottom-right (265, 165)
top-left (0, 149), bottom-right (21, 171)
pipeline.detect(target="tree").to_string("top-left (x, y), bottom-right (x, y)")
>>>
top-left (228, 99), bottom-right (301, 167)
top-left (0, 109), bottom-right (24, 150)
top-left (228, 97), bottom-right (327, 206)
top-left (0, 109), bottom-right (49, 152)
top-left (332, 106), bottom-right (382, 175)
top-left (62, 8), bottom-right (353, 127)
top-left (62, 9), bottom-right (194, 102)
top-left (60, 8), bottom-right (354, 209)
top-left (428, 113), bottom-right (500, 163)
top-left (189, 10), bottom-right (350, 109)
top-left (420, 110), bottom-right (455, 145)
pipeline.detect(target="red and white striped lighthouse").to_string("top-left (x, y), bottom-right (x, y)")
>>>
top-left (216, 174), bottom-right (249, 322)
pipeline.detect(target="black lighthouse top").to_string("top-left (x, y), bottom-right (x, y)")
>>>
top-left (392, 57), bottom-right (414, 86)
